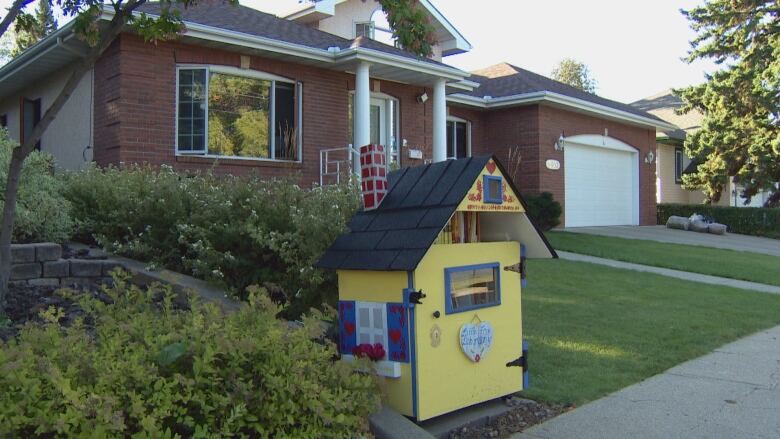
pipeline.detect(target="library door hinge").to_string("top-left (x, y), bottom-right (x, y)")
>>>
top-left (503, 257), bottom-right (527, 279)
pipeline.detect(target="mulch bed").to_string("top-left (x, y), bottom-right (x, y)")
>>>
top-left (0, 281), bottom-right (111, 342)
top-left (448, 397), bottom-right (574, 439)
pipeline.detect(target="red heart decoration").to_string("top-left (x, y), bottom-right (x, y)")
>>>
top-left (389, 329), bottom-right (402, 343)
top-left (486, 161), bottom-right (497, 174)
top-left (344, 322), bottom-right (355, 336)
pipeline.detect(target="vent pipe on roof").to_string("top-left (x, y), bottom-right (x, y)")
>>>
top-left (360, 144), bottom-right (387, 210)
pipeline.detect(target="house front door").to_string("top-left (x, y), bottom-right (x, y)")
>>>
top-left (369, 98), bottom-right (387, 147)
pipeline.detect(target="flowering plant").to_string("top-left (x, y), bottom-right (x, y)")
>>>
top-left (352, 343), bottom-right (386, 361)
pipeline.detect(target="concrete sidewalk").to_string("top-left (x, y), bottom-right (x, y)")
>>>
top-left (558, 251), bottom-right (780, 295)
top-left (513, 325), bottom-right (780, 439)
top-left (564, 225), bottom-right (780, 258)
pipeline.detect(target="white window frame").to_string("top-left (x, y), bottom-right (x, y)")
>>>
top-left (354, 21), bottom-right (376, 39)
top-left (446, 116), bottom-right (471, 160)
top-left (674, 146), bottom-right (684, 184)
top-left (355, 301), bottom-right (388, 350)
top-left (175, 64), bottom-right (303, 162)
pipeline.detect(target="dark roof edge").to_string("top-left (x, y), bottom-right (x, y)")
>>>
top-left (491, 156), bottom-right (558, 259)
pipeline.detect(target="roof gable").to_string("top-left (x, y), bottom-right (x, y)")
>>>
top-left (317, 156), bottom-right (555, 271)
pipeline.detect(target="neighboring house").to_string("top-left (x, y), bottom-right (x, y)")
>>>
top-left (0, 0), bottom-right (678, 228)
top-left (632, 90), bottom-right (773, 208)
top-left (0, 0), bottom-right (471, 182)
top-left (446, 64), bottom-right (675, 227)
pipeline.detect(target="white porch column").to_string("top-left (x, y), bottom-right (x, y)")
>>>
top-left (432, 78), bottom-right (447, 163)
top-left (354, 61), bottom-right (371, 175)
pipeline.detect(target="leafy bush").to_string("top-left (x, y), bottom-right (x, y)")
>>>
top-left (61, 165), bottom-right (360, 316)
top-left (657, 203), bottom-right (780, 239)
top-left (0, 274), bottom-right (379, 437)
top-left (523, 192), bottom-right (562, 231)
top-left (0, 129), bottom-right (73, 243)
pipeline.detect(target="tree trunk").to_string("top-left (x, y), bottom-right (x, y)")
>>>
top-left (0, 14), bottom-right (127, 307)
top-left (0, 0), bottom-right (34, 39)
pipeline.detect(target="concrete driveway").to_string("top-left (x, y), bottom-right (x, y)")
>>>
top-left (564, 225), bottom-right (780, 258)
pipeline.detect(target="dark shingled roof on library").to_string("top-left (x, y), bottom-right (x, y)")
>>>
top-left (317, 155), bottom-right (556, 271)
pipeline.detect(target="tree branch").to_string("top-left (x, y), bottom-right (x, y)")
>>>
top-left (0, 0), bottom-right (34, 37)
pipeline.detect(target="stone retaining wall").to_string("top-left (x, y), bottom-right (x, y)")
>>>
top-left (10, 243), bottom-right (124, 286)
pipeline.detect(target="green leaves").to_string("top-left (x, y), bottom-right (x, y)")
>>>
top-left (0, 278), bottom-right (379, 437)
top-left (377, 0), bottom-right (437, 57)
top-left (678, 0), bottom-right (779, 206)
top-left (156, 341), bottom-right (188, 367)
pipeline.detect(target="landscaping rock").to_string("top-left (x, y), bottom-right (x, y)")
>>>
top-left (62, 277), bottom-right (102, 288)
top-left (69, 259), bottom-right (103, 277)
top-left (10, 263), bottom-right (42, 280)
top-left (690, 220), bottom-right (709, 233)
top-left (11, 244), bottom-right (36, 263)
top-left (43, 260), bottom-right (70, 278)
top-left (28, 278), bottom-right (60, 287)
top-left (35, 243), bottom-right (62, 262)
top-left (102, 260), bottom-right (124, 276)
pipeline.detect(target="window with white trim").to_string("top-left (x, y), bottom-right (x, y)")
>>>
top-left (355, 21), bottom-right (375, 39)
top-left (176, 66), bottom-right (301, 161)
top-left (356, 301), bottom-right (387, 347)
top-left (446, 118), bottom-right (470, 160)
top-left (674, 147), bottom-right (684, 184)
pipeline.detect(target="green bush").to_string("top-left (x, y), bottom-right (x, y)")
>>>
top-left (657, 203), bottom-right (780, 239)
top-left (0, 129), bottom-right (73, 243)
top-left (61, 165), bottom-right (360, 316)
top-left (0, 275), bottom-right (379, 437)
top-left (523, 192), bottom-right (562, 231)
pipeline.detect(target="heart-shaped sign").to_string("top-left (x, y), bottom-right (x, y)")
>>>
top-left (485, 160), bottom-right (497, 174)
top-left (459, 322), bottom-right (493, 363)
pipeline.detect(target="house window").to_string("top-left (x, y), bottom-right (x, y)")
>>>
top-left (21, 98), bottom-right (41, 150)
top-left (483, 175), bottom-right (503, 204)
top-left (446, 118), bottom-right (470, 160)
top-left (674, 147), bottom-right (684, 184)
top-left (176, 66), bottom-right (300, 161)
top-left (445, 263), bottom-right (501, 314)
top-left (356, 301), bottom-right (387, 351)
top-left (355, 22), bottom-right (375, 39)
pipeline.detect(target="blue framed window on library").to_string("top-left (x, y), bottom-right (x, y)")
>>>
top-left (176, 65), bottom-right (301, 161)
top-left (483, 175), bottom-right (503, 204)
top-left (444, 262), bottom-right (501, 314)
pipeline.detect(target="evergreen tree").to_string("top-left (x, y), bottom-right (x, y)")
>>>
top-left (677, 0), bottom-right (779, 207)
top-left (551, 58), bottom-right (598, 93)
top-left (12, 0), bottom-right (58, 56)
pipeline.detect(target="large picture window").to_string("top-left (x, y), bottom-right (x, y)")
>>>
top-left (444, 263), bottom-right (501, 314)
top-left (176, 66), bottom-right (300, 161)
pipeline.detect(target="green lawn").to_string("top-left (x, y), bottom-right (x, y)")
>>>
top-left (520, 259), bottom-right (780, 406)
top-left (546, 231), bottom-right (780, 287)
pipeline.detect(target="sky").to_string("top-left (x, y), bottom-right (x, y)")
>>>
top-left (1, 0), bottom-right (718, 104)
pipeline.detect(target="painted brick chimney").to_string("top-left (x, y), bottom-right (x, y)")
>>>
top-left (360, 144), bottom-right (387, 210)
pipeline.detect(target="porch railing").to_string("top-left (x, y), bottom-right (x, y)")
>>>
top-left (320, 145), bottom-right (360, 186)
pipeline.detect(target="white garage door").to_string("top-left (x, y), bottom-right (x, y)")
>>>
top-left (564, 136), bottom-right (639, 227)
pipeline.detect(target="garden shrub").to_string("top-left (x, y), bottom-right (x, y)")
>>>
top-left (0, 129), bottom-right (73, 243)
top-left (0, 274), bottom-right (379, 437)
top-left (61, 165), bottom-right (360, 316)
top-left (523, 192), bottom-right (562, 231)
top-left (657, 203), bottom-right (780, 239)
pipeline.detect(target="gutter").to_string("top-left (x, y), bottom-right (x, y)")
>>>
top-left (0, 21), bottom-right (79, 84)
top-left (448, 91), bottom-right (679, 131)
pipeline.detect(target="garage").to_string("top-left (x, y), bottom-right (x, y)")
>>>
top-left (564, 135), bottom-right (639, 227)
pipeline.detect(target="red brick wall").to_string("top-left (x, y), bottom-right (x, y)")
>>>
top-left (448, 103), bottom-right (657, 226)
top-left (93, 33), bottom-right (433, 185)
top-left (537, 105), bottom-right (657, 226)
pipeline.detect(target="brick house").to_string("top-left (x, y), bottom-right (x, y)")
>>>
top-left (0, 0), bottom-right (676, 227)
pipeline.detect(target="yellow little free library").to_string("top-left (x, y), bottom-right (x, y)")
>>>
top-left (318, 153), bottom-right (556, 421)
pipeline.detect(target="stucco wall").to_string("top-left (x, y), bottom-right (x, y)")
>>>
top-left (0, 68), bottom-right (94, 170)
top-left (93, 34), bottom-right (434, 185)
